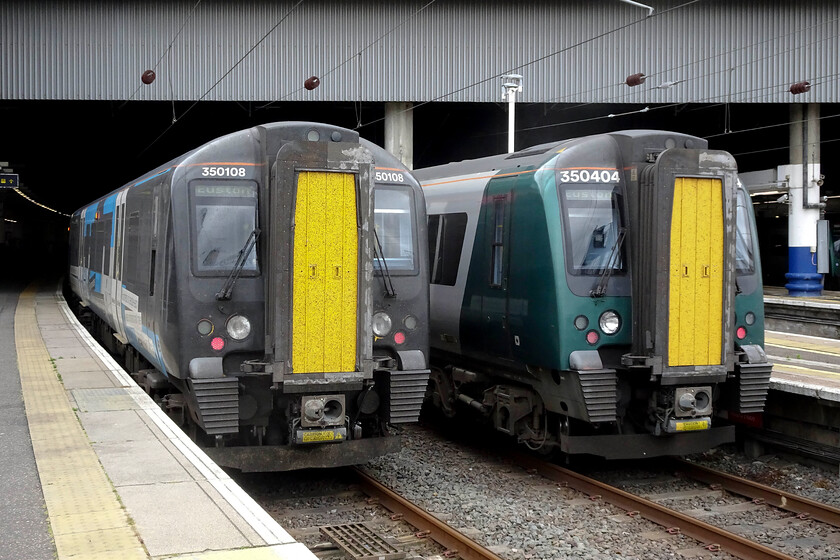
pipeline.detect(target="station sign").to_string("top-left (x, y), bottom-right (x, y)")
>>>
top-left (0, 173), bottom-right (19, 188)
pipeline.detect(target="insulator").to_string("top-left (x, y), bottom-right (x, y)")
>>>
top-left (789, 81), bottom-right (811, 95)
top-left (304, 76), bottom-right (321, 90)
top-left (141, 70), bottom-right (156, 85)
top-left (625, 73), bottom-right (646, 87)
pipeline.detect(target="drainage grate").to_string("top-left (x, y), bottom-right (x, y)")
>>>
top-left (320, 523), bottom-right (405, 560)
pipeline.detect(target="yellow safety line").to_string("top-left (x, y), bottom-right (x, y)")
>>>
top-left (771, 362), bottom-right (840, 380)
top-left (15, 285), bottom-right (147, 560)
top-left (765, 334), bottom-right (840, 358)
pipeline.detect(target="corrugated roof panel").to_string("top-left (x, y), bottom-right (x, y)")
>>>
top-left (1, 0), bottom-right (837, 103)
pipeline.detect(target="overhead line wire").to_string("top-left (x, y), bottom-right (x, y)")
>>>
top-left (731, 137), bottom-right (840, 159)
top-left (514, 71), bottom-right (840, 135)
top-left (547, 15), bottom-right (840, 107)
top-left (704, 113), bottom-right (840, 140)
top-left (354, 0), bottom-right (703, 130)
top-left (139, 0), bottom-right (305, 157)
top-left (546, 28), bottom-right (839, 114)
top-left (122, 0), bottom-right (204, 105)
top-left (257, 0), bottom-right (438, 111)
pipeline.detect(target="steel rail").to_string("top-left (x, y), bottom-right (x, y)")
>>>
top-left (352, 467), bottom-right (505, 560)
top-left (674, 458), bottom-right (840, 528)
top-left (513, 453), bottom-right (798, 560)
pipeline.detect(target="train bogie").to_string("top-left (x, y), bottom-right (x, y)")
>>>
top-left (69, 122), bottom-right (429, 471)
top-left (417, 130), bottom-right (771, 459)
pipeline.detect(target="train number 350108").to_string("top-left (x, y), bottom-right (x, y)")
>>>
top-left (374, 170), bottom-right (406, 183)
top-left (201, 166), bottom-right (247, 177)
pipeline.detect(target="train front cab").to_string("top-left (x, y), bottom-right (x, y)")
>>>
top-left (194, 127), bottom-right (429, 470)
top-left (557, 136), bottom-right (773, 458)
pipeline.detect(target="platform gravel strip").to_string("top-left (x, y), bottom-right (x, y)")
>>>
top-left (15, 285), bottom-right (147, 560)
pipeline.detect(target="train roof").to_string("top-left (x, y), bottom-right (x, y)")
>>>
top-left (72, 121), bottom-right (415, 217)
top-left (413, 129), bottom-right (708, 182)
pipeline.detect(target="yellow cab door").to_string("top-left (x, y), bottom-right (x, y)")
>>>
top-left (668, 177), bottom-right (724, 366)
top-left (292, 171), bottom-right (358, 373)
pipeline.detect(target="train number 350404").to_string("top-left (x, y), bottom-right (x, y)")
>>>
top-left (559, 169), bottom-right (620, 183)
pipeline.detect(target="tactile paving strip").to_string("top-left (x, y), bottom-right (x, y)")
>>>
top-left (15, 286), bottom-right (147, 559)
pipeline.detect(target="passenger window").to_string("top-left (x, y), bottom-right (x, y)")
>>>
top-left (491, 197), bottom-right (505, 287)
top-left (125, 212), bottom-right (141, 284)
top-left (428, 213), bottom-right (467, 286)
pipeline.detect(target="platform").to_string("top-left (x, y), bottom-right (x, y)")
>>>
top-left (763, 286), bottom-right (840, 401)
top-left (764, 285), bottom-right (840, 339)
top-left (11, 282), bottom-right (316, 560)
top-left (765, 330), bottom-right (840, 402)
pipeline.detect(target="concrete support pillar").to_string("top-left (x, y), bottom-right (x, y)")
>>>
top-left (784, 103), bottom-right (822, 296)
top-left (384, 102), bottom-right (413, 170)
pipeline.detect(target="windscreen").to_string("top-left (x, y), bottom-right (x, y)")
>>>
top-left (735, 188), bottom-right (755, 275)
top-left (559, 185), bottom-right (624, 275)
top-left (191, 182), bottom-right (259, 275)
top-left (373, 186), bottom-right (417, 272)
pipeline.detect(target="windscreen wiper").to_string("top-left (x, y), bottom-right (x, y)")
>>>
top-left (373, 228), bottom-right (397, 298)
top-left (591, 227), bottom-right (626, 298)
top-left (216, 228), bottom-right (260, 301)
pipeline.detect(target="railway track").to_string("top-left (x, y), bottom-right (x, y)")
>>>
top-left (241, 424), bottom-right (840, 559)
top-left (353, 468), bottom-right (506, 560)
top-left (530, 454), bottom-right (840, 560)
top-left (238, 466), bottom-right (504, 560)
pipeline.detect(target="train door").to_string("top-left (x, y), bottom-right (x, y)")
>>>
top-left (111, 190), bottom-right (128, 340)
top-left (291, 171), bottom-right (358, 374)
top-left (668, 177), bottom-right (724, 366)
top-left (483, 193), bottom-right (512, 358)
top-left (145, 186), bottom-right (164, 369)
top-left (122, 180), bottom-right (161, 368)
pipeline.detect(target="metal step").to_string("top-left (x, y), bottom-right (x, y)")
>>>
top-left (735, 362), bottom-right (772, 413)
top-left (386, 369), bottom-right (430, 424)
top-left (190, 377), bottom-right (239, 435)
top-left (578, 369), bottom-right (618, 423)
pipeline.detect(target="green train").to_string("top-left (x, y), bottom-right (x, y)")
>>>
top-left (416, 130), bottom-right (772, 459)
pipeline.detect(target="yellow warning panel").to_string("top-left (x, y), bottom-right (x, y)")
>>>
top-left (668, 177), bottom-right (724, 366)
top-left (292, 172), bottom-right (358, 373)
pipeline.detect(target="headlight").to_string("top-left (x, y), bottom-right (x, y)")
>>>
top-left (599, 310), bottom-right (621, 335)
top-left (372, 312), bottom-right (392, 336)
top-left (745, 311), bottom-right (756, 326)
top-left (226, 314), bottom-right (251, 340)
